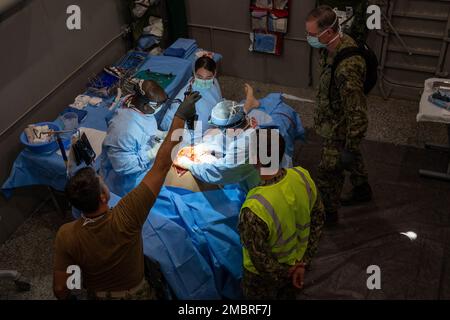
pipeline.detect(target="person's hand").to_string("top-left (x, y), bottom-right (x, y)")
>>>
top-left (289, 262), bottom-right (306, 289)
top-left (288, 262), bottom-right (305, 276)
top-left (197, 154), bottom-right (217, 164)
top-left (250, 117), bottom-right (258, 129)
top-left (340, 149), bottom-right (357, 170)
top-left (176, 156), bottom-right (194, 170)
top-left (194, 144), bottom-right (211, 156)
top-left (175, 92), bottom-right (202, 121)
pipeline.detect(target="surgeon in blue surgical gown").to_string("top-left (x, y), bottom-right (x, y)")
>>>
top-left (176, 84), bottom-right (305, 191)
top-left (175, 84), bottom-right (262, 192)
top-left (100, 80), bottom-right (168, 196)
top-left (247, 93), bottom-right (305, 167)
top-left (160, 55), bottom-right (222, 140)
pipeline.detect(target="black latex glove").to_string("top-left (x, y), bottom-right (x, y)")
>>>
top-left (340, 149), bottom-right (357, 170)
top-left (175, 91), bottom-right (201, 121)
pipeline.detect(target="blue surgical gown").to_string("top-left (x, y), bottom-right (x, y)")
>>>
top-left (160, 78), bottom-right (223, 136)
top-left (248, 93), bottom-right (305, 167)
top-left (189, 129), bottom-right (261, 192)
top-left (100, 108), bottom-right (163, 196)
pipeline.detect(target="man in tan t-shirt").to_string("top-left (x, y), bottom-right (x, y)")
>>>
top-left (53, 92), bottom-right (201, 300)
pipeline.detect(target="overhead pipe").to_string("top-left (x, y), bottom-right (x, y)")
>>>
top-left (187, 23), bottom-right (308, 43)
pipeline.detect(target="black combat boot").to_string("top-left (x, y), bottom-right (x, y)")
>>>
top-left (340, 183), bottom-right (373, 206)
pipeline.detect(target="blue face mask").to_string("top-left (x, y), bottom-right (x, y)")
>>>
top-left (194, 78), bottom-right (214, 90)
top-left (307, 13), bottom-right (339, 49)
top-left (307, 35), bottom-right (327, 49)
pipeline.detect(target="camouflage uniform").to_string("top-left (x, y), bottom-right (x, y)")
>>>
top-left (238, 170), bottom-right (325, 300)
top-left (88, 280), bottom-right (157, 300)
top-left (315, 34), bottom-right (369, 214)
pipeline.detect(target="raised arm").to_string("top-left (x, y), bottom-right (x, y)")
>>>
top-left (142, 92), bottom-right (201, 196)
top-left (111, 92), bottom-right (202, 232)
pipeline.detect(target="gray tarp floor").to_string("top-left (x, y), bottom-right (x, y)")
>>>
top-left (294, 133), bottom-right (450, 299)
top-left (1, 133), bottom-right (449, 299)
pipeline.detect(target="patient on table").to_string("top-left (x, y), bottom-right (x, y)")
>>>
top-left (100, 80), bottom-right (168, 197)
top-left (173, 144), bottom-right (218, 171)
top-left (174, 83), bottom-right (305, 190)
top-left (173, 84), bottom-right (261, 191)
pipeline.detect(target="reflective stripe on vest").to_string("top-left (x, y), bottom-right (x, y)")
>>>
top-left (248, 193), bottom-right (311, 250)
top-left (292, 167), bottom-right (312, 208)
top-left (248, 194), bottom-right (283, 245)
top-left (273, 235), bottom-right (309, 259)
top-left (242, 167), bottom-right (315, 273)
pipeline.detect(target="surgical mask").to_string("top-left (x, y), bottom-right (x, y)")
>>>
top-left (127, 96), bottom-right (165, 115)
top-left (147, 101), bottom-right (164, 114)
top-left (194, 78), bottom-right (214, 90)
top-left (307, 13), bottom-right (340, 49)
top-left (146, 97), bottom-right (183, 115)
top-left (307, 35), bottom-right (327, 49)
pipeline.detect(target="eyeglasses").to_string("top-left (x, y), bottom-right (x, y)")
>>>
top-left (144, 97), bottom-right (183, 112)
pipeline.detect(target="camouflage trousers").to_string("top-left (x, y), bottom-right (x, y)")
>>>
top-left (89, 280), bottom-right (157, 300)
top-left (317, 139), bottom-right (368, 213)
top-left (242, 270), bottom-right (299, 300)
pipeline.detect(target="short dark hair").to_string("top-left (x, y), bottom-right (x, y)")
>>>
top-left (255, 128), bottom-right (286, 168)
top-left (307, 5), bottom-right (339, 32)
top-left (141, 80), bottom-right (167, 103)
top-left (131, 80), bottom-right (167, 114)
top-left (65, 167), bottom-right (102, 213)
top-left (195, 56), bottom-right (217, 74)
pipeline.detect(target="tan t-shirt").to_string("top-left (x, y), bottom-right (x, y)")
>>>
top-left (54, 183), bottom-right (156, 292)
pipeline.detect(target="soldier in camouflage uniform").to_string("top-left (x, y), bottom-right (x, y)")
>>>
top-left (306, 6), bottom-right (372, 224)
top-left (238, 131), bottom-right (325, 300)
top-left (239, 195), bottom-right (325, 299)
top-left (88, 280), bottom-right (157, 300)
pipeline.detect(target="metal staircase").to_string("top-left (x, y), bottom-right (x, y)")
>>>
top-left (378, 0), bottom-right (450, 98)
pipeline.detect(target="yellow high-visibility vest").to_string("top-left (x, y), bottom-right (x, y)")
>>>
top-left (241, 167), bottom-right (317, 274)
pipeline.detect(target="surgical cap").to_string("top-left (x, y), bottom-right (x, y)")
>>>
top-left (209, 100), bottom-right (245, 129)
